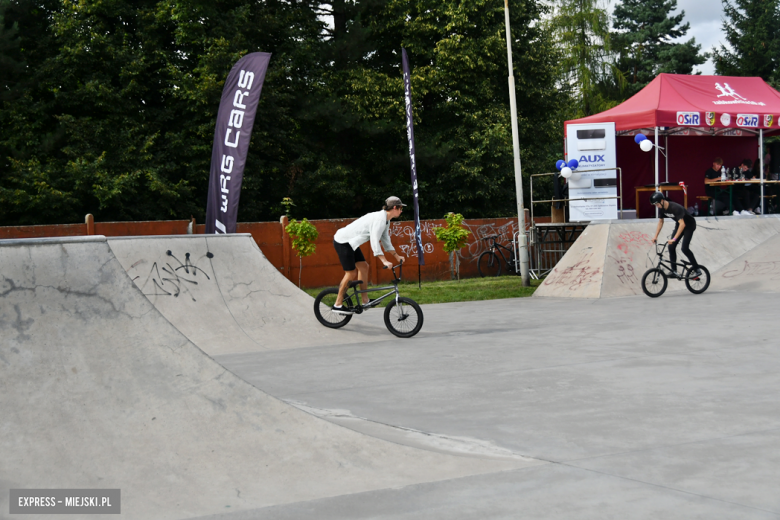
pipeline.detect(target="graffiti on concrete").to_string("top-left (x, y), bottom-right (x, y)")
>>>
top-left (721, 260), bottom-right (780, 280)
top-left (129, 250), bottom-right (215, 301)
top-left (542, 251), bottom-right (602, 290)
top-left (608, 254), bottom-right (638, 286)
top-left (615, 231), bottom-right (653, 262)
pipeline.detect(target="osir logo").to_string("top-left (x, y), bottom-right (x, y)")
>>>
top-left (676, 112), bottom-right (700, 126)
top-left (764, 115), bottom-right (774, 127)
top-left (706, 112), bottom-right (715, 126)
top-left (736, 114), bottom-right (759, 127)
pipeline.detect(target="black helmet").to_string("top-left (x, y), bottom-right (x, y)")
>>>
top-left (649, 192), bottom-right (665, 205)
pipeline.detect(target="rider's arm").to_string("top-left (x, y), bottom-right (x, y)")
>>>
top-left (652, 218), bottom-right (664, 243)
top-left (670, 220), bottom-right (685, 242)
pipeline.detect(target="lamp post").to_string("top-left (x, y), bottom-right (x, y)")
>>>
top-left (503, 0), bottom-right (530, 286)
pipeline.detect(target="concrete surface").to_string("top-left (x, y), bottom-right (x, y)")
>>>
top-left (215, 294), bottom-right (780, 519)
top-left (535, 214), bottom-right (780, 298)
top-left (107, 234), bottom-right (379, 355)
top-left (0, 237), bottom-right (538, 520)
top-left (3, 229), bottom-right (780, 520)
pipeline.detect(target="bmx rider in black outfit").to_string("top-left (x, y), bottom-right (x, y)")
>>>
top-left (650, 192), bottom-right (701, 278)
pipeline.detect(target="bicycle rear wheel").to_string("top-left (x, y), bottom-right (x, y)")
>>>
top-left (477, 251), bottom-right (501, 277)
top-left (384, 297), bottom-right (424, 338)
top-left (685, 265), bottom-right (710, 294)
top-left (641, 268), bottom-right (668, 298)
top-left (313, 288), bottom-right (353, 328)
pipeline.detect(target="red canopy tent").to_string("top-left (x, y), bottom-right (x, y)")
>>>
top-left (564, 74), bottom-right (780, 215)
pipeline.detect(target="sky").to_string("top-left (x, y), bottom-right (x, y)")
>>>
top-left (610, 0), bottom-right (726, 75)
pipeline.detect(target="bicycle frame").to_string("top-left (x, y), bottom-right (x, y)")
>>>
top-left (482, 236), bottom-right (515, 273)
top-left (346, 264), bottom-right (404, 312)
top-left (651, 242), bottom-right (693, 276)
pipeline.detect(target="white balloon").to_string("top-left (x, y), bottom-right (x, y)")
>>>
top-left (640, 139), bottom-right (653, 152)
top-left (569, 169), bottom-right (581, 181)
top-left (561, 167), bottom-right (573, 179)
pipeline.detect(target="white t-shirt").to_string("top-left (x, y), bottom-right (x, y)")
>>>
top-left (334, 210), bottom-right (395, 257)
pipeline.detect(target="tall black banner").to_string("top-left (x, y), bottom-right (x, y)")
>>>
top-left (205, 52), bottom-right (271, 234)
top-left (402, 49), bottom-right (425, 265)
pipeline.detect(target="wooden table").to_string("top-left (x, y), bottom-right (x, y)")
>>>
top-left (708, 180), bottom-right (780, 214)
top-left (635, 185), bottom-right (687, 218)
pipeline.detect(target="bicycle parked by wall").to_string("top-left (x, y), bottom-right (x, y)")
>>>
top-left (313, 264), bottom-right (424, 338)
top-left (641, 240), bottom-right (710, 298)
top-left (477, 234), bottom-right (518, 277)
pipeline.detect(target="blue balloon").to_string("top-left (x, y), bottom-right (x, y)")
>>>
top-left (555, 159), bottom-right (565, 171)
top-left (567, 159), bottom-right (579, 170)
top-left (634, 134), bottom-right (647, 144)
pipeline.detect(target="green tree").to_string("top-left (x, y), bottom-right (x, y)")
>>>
top-left (292, 0), bottom-right (565, 219)
top-left (612, 0), bottom-right (706, 94)
top-left (547, 0), bottom-right (620, 118)
top-left (0, 0), bottom-right (323, 225)
top-left (712, 0), bottom-right (780, 81)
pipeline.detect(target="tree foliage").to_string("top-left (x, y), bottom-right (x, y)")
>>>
top-left (713, 0), bottom-right (780, 82)
top-left (0, 0), bottom-right (565, 225)
top-left (612, 0), bottom-right (706, 95)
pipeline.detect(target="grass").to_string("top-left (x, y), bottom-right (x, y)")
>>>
top-left (303, 275), bottom-right (541, 306)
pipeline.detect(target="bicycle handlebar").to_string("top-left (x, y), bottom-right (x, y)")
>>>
top-left (382, 262), bottom-right (404, 280)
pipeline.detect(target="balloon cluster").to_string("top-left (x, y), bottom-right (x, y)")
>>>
top-left (555, 159), bottom-right (581, 181)
top-left (634, 133), bottom-right (654, 152)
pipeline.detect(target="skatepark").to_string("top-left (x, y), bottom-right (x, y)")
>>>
top-left (2, 216), bottom-right (780, 519)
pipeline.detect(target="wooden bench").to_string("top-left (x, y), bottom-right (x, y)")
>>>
top-left (696, 195), bottom-right (711, 216)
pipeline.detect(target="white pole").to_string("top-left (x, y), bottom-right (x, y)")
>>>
top-left (504, 0), bottom-right (529, 286)
top-left (655, 126), bottom-right (659, 218)
top-left (760, 129), bottom-right (764, 214)
top-left (665, 134), bottom-right (669, 183)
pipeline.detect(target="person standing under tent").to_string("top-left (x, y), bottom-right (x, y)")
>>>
top-left (650, 192), bottom-right (701, 278)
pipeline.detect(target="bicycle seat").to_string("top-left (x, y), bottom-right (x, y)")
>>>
top-left (347, 280), bottom-right (364, 288)
top-left (482, 234), bottom-right (499, 240)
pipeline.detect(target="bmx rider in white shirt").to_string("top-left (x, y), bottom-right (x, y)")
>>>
top-left (331, 196), bottom-right (406, 314)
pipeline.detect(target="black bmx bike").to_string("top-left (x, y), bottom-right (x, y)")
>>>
top-left (641, 241), bottom-right (711, 298)
top-left (477, 234), bottom-right (518, 277)
top-left (313, 263), bottom-right (424, 338)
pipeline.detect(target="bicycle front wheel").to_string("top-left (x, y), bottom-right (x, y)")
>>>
top-left (641, 268), bottom-right (668, 298)
top-left (685, 265), bottom-right (710, 294)
top-left (313, 288), bottom-right (353, 328)
top-left (384, 297), bottom-right (424, 338)
top-left (477, 251), bottom-right (501, 277)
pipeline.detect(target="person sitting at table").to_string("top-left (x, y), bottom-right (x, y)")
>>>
top-left (738, 159), bottom-right (760, 214)
top-left (704, 157), bottom-right (740, 215)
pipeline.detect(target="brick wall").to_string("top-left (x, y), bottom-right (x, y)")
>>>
top-left (1, 212), bottom-right (545, 288)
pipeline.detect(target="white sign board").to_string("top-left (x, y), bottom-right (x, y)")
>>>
top-left (565, 122), bottom-right (618, 221)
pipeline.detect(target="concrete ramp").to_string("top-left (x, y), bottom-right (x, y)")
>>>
top-left (107, 234), bottom-right (377, 355)
top-left (0, 236), bottom-right (535, 519)
top-left (535, 216), bottom-right (780, 298)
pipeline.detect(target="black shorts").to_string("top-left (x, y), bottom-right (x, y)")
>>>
top-left (334, 240), bottom-right (366, 271)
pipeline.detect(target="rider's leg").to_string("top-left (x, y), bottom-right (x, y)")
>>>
top-left (680, 225), bottom-right (699, 270)
top-left (335, 270), bottom-right (357, 307)
top-left (668, 224), bottom-right (679, 273)
top-left (355, 260), bottom-right (370, 304)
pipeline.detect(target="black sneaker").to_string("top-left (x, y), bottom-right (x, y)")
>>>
top-left (332, 305), bottom-right (355, 315)
top-left (690, 268), bottom-right (702, 278)
top-left (361, 298), bottom-right (379, 309)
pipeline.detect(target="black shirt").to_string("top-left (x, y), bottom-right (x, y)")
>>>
top-left (705, 167), bottom-right (722, 180)
top-left (662, 201), bottom-right (696, 227)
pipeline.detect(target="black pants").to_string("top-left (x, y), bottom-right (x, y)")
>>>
top-left (669, 222), bottom-right (698, 270)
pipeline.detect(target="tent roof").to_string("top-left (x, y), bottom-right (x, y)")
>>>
top-left (565, 74), bottom-right (780, 134)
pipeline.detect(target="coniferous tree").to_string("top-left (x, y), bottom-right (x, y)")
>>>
top-left (612, 0), bottom-right (706, 94)
top-left (547, 0), bottom-right (621, 118)
top-left (712, 0), bottom-right (780, 82)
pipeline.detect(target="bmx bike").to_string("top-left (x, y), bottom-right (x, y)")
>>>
top-left (313, 263), bottom-right (424, 338)
top-left (641, 241), bottom-right (711, 298)
top-left (477, 234), bottom-right (517, 277)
